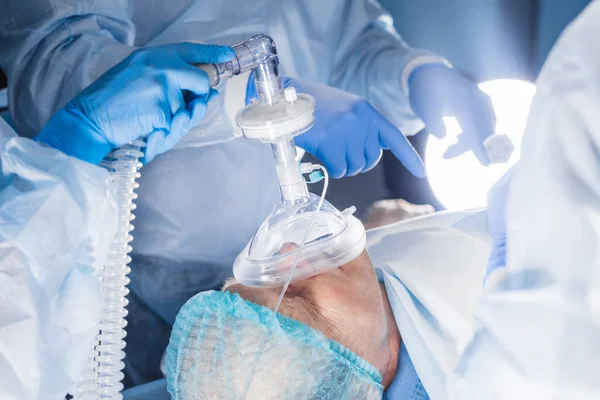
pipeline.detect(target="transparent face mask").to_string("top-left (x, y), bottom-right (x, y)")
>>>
top-left (184, 34), bottom-right (371, 398)
top-left (233, 193), bottom-right (366, 288)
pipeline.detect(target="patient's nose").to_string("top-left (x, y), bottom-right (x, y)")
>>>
top-left (276, 242), bottom-right (299, 255)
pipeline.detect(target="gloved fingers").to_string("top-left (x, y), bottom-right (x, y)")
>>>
top-left (164, 61), bottom-right (212, 95)
top-left (421, 85), bottom-right (458, 139)
top-left (184, 88), bottom-right (216, 107)
top-left (144, 109), bottom-right (194, 163)
top-left (345, 134), bottom-right (367, 177)
top-left (165, 74), bottom-right (189, 117)
top-left (187, 96), bottom-right (211, 127)
top-left (207, 88), bottom-right (219, 103)
top-left (164, 42), bottom-right (236, 64)
top-left (364, 129), bottom-right (383, 172)
top-left (408, 70), bottom-right (450, 139)
top-left (295, 130), bottom-right (347, 178)
top-left (363, 147), bottom-right (383, 172)
top-left (421, 113), bottom-right (448, 139)
top-left (164, 67), bottom-right (216, 129)
top-left (160, 91), bottom-right (212, 153)
top-left (143, 128), bottom-right (170, 164)
top-left (245, 73), bottom-right (258, 104)
top-left (452, 90), bottom-right (496, 165)
top-left (377, 113), bottom-right (426, 178)
top-left (443, 131), bottom-right (490, 165)
top-left (280, 76), bottom-right (299, 90)
top-left (134, 77), bottom-right (173, 136)
top-left (319, 144), bottom-right (347, 179)
top-left (443, 133), bottom-right (490, 167)
top-left (294, 130), bottom-right (321, 158)
top-left (410, 84), bottom-right (445, 136)
top-left (158, 109), bottom-right (194, 152)
top-left (468, 89), bottom-right (497, 133)
top-left (442, 136), bottom-right (469, 159)
top-left (458, 124), bottom-right (491, 165)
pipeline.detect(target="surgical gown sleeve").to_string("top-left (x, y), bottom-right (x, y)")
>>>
top-left (451, 2), bottom-right (600, 399)
top-left (0, 118), bottom-right (117, 399)
top-left (0, 0), bottom-right (135, 138)
top-left (323, 1), bottom-right (448, 136)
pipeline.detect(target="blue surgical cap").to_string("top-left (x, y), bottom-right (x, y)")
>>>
top-left (166, 290), bottom-right (383, 399)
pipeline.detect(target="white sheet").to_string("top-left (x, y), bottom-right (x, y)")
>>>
top-left (367, 209), bottom-right (490, 400)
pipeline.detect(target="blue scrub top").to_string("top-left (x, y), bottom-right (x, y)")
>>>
top-left (385, 342), bottom-right (430, 400)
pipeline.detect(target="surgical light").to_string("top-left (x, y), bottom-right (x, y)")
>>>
top-left (425, 79), bottom-right (536, 211)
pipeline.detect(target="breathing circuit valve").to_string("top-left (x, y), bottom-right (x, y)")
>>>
top-left (195, 34), bottom-right (279, 88)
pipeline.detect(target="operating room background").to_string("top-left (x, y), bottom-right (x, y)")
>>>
top-left (308, 0), bottom-right (592, 216)
top-left (0, 0), bottom-right (592, 214)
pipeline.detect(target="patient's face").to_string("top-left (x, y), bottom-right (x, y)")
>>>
top-left (224, 250), bottom-right (399, 386)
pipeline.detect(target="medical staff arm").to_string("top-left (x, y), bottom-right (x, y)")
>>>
top-left (451, 3), bottom-right (600, 397)
top-left (326, 1), bottom-right (495, 164)
top-left (34, 43), bottom-right (235, 164)
top-left (0, 0), bottom-right (136, 137)
top-left (326, 1), bottom-right (448, 137)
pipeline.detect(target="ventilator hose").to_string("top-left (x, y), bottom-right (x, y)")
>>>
top-left (74, 343), bottom-right (99, 398)
top-left (74, 140), bottom-right (144, 400)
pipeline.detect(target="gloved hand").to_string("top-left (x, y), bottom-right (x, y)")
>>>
top-left (484, 167), bottom-right (513, 288)
top-left (408, 64), bottom-right (496, 165)
top-left (246, 77), bottom-right (425, 179)
top-left (36, 43), bottom-right (235, 164)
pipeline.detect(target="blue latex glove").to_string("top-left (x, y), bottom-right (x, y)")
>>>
top-left (485, 167), bottom-right (513, 287)
top-left (409, 64), bottom-right (496, 166)
top-left (246, 77), bottom-right (425, 179)
top-left (36, 43), bottom-right (235, 164)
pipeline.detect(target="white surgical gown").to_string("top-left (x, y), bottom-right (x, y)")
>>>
top-left (368, 210), bottom-right (490, 400)
top-left (0, 118), bottom-right (117, 399)
top-left (451, 1), bottom-right (600, 399)
top-left (0, 0), bottom-right (443, 383)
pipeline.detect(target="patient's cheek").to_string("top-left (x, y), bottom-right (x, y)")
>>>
top-left (319, 285), bottom-right (352, 307)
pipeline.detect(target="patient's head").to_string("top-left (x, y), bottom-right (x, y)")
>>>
top-left (224, 251), bottom-right (399, 384)
top-left (165, 251), bottom-right (400, 400)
